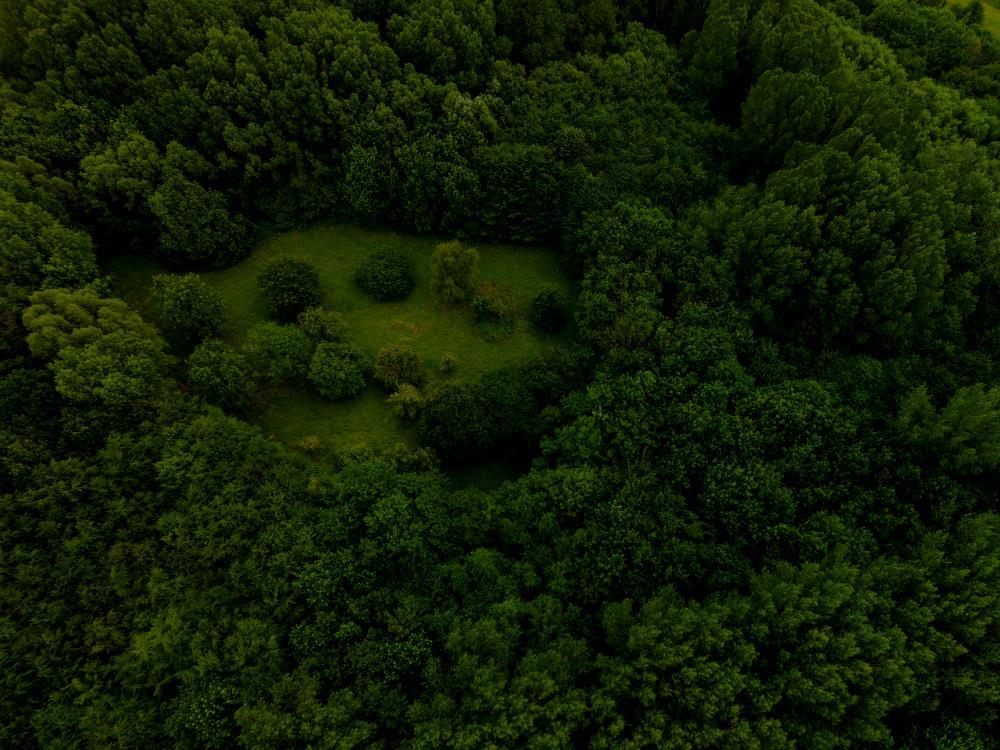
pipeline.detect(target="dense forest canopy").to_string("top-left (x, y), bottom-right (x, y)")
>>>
top-left (3, 0), bottom-right (1000, 747)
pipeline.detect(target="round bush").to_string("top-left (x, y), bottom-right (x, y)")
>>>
top-left (374, 344), bottom-right (425, 390)
top-left (529, 287), bottom-right (568, 333)
top-left (354, 248), bottom-right (415, 301)
top-left (309, 343), bottom-right (368, 400)
top-left (297, 306), bottom-right (347, 342)
top-left (257, 258), bottom-right (322, 322)
top-left (429, 240), bottom-right (479, 305)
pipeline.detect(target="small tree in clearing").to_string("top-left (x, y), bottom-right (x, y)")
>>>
top-left (387, 384), bottom-right (423, 421)
top-left (429, 240), bottom-right (479, 305)
top-left (374, 344), bottom-right (425, 390)
top-left (257, 257), bottom-right (322, 322)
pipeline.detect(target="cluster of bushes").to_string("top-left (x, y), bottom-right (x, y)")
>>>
top-left (430, 240), bottom-right (569, 333)
top-left (185, 258), bottom-right (365, 404)
top-left (397, 348), bottom-right (586, 463)
top-left (181, 251), bottom-right (567, 417)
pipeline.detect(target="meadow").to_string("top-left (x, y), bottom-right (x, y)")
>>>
top-left (109, 223), bottom-right (575, 454)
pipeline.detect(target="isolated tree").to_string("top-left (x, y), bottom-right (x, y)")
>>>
top-left (297, 306), bottom-right (347, 342)
top-left (257, 258), bottom-right (322, 322)
top-left (429, 240), bottom-right (479, 304)
top-left (152, 273), bottom-right (225, 350)
top-left (308, 343), bottom-right (368, 400)
top-left (354, 248), bottom-right (415, 301)
top-left (374, 344), bottom-right (426, 390)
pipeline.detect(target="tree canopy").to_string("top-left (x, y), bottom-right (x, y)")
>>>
top-left (3, 0), bottom-right (1000, 746)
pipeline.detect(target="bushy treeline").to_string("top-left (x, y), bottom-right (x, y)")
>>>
top-left (3, 0), bottom-right (1000, 747)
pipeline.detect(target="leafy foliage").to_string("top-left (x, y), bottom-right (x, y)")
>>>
top-left (152, 273), bottom-right (225, 350)
top-left (429, 240), bottom-right (480, 304)
top-left (257, 258), bottom-right (322, 322)
top-left (471, 280), bottom-right (517, 325)
top-left (5, 0), bottom-right (1000, 747)
top-left (244, 322), bottom-right (314, 384)
top-left (308, 342), bottom-right (369, 400)
top-left (22, 288), bottom-right (161, 359)
top-left (187, 340), bottom-right (255, 412)
top-left (374, 344), bottom-right (426, 390)
top-left (354, 248), bottom-right (415, 302)
top-left (297, 306), bottom-right (347, 343)
top-left (529, 287), bottom-right (568, 333)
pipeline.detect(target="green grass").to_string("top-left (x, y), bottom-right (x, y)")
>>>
top-left (108, 223), bottom-right (576, 455)
top-left (983, 2), bottom-right (1000, 36)
top-left (951, 0), bottom-right (1000, 37)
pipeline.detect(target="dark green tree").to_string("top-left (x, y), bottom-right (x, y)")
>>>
top-left (257, 258), bottom-right (323, 322)
top-left (354, 248), bottom-right (415, 302)
top-left (308, 343), bottom-right (369, 400)
top-left (374, 344), bottom-right (426, 390)
top-left (152, 273), bottom-right (225, 351)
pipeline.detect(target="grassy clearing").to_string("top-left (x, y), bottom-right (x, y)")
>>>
top-left (983, 2), bottom-right (1000, 36)
top-left (108, 223), bottom-right (576, 455)
top-left (950, 0), bottom-right (1000, 36)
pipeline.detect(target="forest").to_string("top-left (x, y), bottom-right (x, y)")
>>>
top-left (3, 0), bottom-right (1000, 747)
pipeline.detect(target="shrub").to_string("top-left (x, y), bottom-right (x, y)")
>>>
top-left (529, 287), bottom-right (568, 333)
top-left (472, 280), bottom-right (517, 325)
top-left (439, 352), bottom-right (458, 375)
top-left (152, 273), bottom-right (225, 350)
top-left (309, 342), bottom-right (368, 400)
top-left (354, 248), bottom-right (414, 301)
top-left (429, 240), bottom-right (479, 304)
top-left (297, 306), bottom-right (346, 342)
top-left (297, 435), bottom-right (322, 453)
top-left (187, 340), bottom-right (254, 412)
top-left (257, 258), bottom-right (322, 322)
top-left (374, 344), bottom-right (425, 390)
top-left (245, 322), bottom-right (313, 383)
top-left (387, 384), bottom-right (424, 421)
